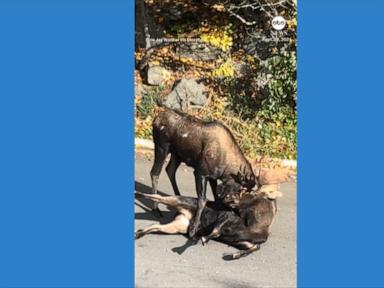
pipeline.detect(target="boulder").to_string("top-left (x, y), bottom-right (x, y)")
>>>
top-left (176, 42), bottom-right (221, 62)
top-left (232, 61), bottom-right (252, 77)
top-left (163, 79), bottom-right (207, 111)
top-left (147, 66), bottom-right (170, 86)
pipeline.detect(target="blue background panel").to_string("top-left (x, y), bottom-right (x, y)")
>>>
top-left (299, 1), bottom-right (384, 287)
top-left (2, 0), bottom-right (384, 287)
top-left (0, 1), bottom-right (134, 287)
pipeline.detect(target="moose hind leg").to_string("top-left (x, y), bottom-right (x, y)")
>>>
top-left (150, 144), bottom-right (169, 216)
top-left (223, 241), bottom-right (260, 260)
top-left (135, 217), bottom-right (189, 240)
top-left (166, 154), bottom-right (182, 196)
top-left (201, 215), bottom-right (229, 245)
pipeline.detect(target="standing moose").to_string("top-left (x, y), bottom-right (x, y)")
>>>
top-left (150, 107), bottom-right (257, 237)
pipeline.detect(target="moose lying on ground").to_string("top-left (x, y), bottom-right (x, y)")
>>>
top-left (151, 107), bottom-right (257, 237)
top-left (135, 183), bottom-right (278, 260)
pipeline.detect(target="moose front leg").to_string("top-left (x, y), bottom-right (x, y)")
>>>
top-left (201, 215), bottom-right (229, 245)
top-left (188, 171), bottom-right (208, 238)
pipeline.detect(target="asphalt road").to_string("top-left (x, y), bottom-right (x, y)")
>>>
top-left (135, 153), bottom-right (296, 288)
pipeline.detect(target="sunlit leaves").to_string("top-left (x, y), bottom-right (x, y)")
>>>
top-left (212, 59), bottom-right (235, 78)
top-left (200, 26), bottom-right (233, 52)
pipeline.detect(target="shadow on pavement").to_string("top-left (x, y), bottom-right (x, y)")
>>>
top-left (135, 181), bottom-right (171, 196)
top-left (134, 181), bottom-right (171, 211)
top-left (135, 181), bottom-right (177, 224)
top-left (213, 278), bottom-right (261, 288)
top-left (135, 180), bottom-right (198, 254)
top-left (134, 210), bottom-right (176, 224)
top-left (171, 238), bottom-right (198, 255)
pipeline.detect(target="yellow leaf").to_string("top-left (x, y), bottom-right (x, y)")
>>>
top-left (212, 4), bottom-right (225, 12)
top-left (149, 60), bottom-right (160, 66)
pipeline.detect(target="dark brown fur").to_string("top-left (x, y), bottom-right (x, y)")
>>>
top-left (135, 189), bottom-right (276, 260)
top-left (150, 108), bottom-right (257, 237)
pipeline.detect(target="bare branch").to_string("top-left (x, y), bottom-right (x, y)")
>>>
top-left (227, 9), bottom-right (258, 26)
top-left (225, 0), bottom-right (293, 26)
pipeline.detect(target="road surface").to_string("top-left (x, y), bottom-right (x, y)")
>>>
top-left (135, 153), bottom-right (296, 288)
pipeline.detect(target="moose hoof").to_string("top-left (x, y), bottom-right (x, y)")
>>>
top-left (222, 252), bottom-right (236, 261)
top-left (135, 230), bottom-right (144, 240)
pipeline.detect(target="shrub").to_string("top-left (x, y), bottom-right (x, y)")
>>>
top-left (135, 86), bottom-right (164, 139)
top-left (257, 51), bottom-right (297, 159)
top-left (261, 51), bottom-right (297, 119)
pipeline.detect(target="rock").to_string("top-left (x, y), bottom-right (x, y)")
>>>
top-left (176, 43), bottom-right (221, 61)
top-left (146, 66), bottom-right (170, 86)
top-left (232, 61), bottom-right (252, 77)
top-left (163, 79), bottom-right (207, 111)
top-left (135, 82), bottom-right (143, 98)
